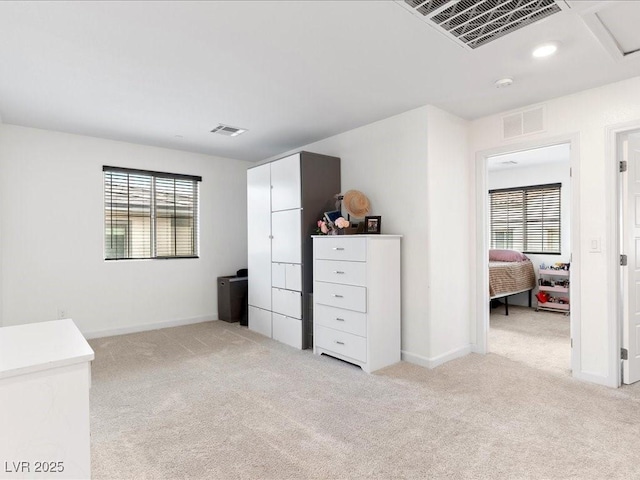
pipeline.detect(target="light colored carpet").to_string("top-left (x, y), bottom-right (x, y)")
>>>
top-left (489, 305), bottom-right (570, 376)
top-left (90, 321), bottom-right (640, 480)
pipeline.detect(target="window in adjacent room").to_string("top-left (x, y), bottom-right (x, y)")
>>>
top-left (103, 166), bottom-right (201, 260)
top-left (489, 183), bottom-right (561, 254)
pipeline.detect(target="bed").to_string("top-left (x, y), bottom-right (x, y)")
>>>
top-left (489, 250), bottom-right (536, 316)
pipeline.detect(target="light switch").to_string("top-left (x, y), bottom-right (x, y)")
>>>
top-left (589, 238), bottom-right (601, 253)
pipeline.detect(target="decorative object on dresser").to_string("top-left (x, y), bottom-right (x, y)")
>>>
top-left (312, 235), bottom-right (401, 373)
top-left (341, 189), bottom-right (371, 218)
top-left (247, 151), bottom-right (340, 349)
top-left (536, 263), bottom-right (570, 314)
top-left (364, 216), bottom-right (382, 234)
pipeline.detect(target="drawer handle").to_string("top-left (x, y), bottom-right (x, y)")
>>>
top-left (333, 270), bottom-right (345, 274)
top-left (335, 341), bottom-right (345, 345)
top-left (332, 294), bottom-right (344, 298)
top-left (335, 317), bottom-right (345, 322)
top-left (332, 247), bottom-right (345, 251)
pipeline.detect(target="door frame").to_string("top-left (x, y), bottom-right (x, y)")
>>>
top-left (608, 120), bottom-right (640, 387)
top-left (474, 133), bottom-right (581, 379)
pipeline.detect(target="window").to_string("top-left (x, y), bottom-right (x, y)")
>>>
top-left (489, 183), bottom-right (561, 254)
top-left (103, 166), bottom-right (201, 260)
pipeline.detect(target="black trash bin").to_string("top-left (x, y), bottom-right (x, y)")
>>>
top-left (218, 275), bottom-right (248, 323)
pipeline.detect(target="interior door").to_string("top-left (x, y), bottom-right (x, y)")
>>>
top-left (623, 132), bottom-right (640, 384)
top-left (247, 164), bottom-right (272, 311)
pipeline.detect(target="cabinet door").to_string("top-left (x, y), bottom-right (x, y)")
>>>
top-left (272, 263), bottom-right (286, 289)
top-left (272, 209), bottom-right (301, 264)
top-left (248, 306), bottom-right (272, 338)
top-left (272, 313), bottom-right (302, 349)
top-left (272, 288), bottom-right (302, 319)
top-left (247, 164), bottom-right (272, 310)
top-left (285, 264), bottom-right (302, 292)
top-left (271, 154), bottom-right (301, 212)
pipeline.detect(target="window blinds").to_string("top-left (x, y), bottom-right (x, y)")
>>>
top-left (489, 183), bottom-right (561, 254)
top-left (103, 166), bottom-right (201, 260)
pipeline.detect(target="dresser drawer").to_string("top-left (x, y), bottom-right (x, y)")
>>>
top-left (314, 260), bottom-right (366, 286)
top-left (314, 237), bottom-right (366, 262)
top-left (314, 281), bottom-right (367, 313)
top-left (315, 304), bottom-right (367, 337)
top-left (315, 325), bottom-right (367, 363)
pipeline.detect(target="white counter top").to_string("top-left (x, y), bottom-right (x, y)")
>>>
top-left (0, 319), bottom-right (94, 380)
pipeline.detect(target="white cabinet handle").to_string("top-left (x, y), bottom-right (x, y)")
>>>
top-left (332, 294), bottom-right (343, 298)
top-left (333, 271), bottom-right (345, 274)
top-left (335, 318), bottom-right (345, 322)
top-left (335, 341), bottom-right (345, 345)
top-left (332, 247), bottom-right (345, 251)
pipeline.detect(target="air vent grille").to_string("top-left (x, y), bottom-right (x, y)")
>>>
top-left (210, 124), bottom-right (248, 137)
top-left (502, 106), bottom-right (545, 139)
top-left (401, 0), bottom-right (564, 49)
top-left (405, 0), bottom-right (451, 16)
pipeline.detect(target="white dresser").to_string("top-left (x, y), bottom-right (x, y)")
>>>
top-left (0, 319), bottom-right (94, 479)
top-left (312, 235), bottom-right (401, 373)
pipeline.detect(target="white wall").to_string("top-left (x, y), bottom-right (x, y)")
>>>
top-left (488, 161), bottom-right (571, 307)
top-left (425, 106), bottom-right (472, 364)
top-left (471, 75), bottom-right (640, 385)
top-left (0, 124), bottom-right (250, 337)
top-left (270, 105), bottom-right (471, 366)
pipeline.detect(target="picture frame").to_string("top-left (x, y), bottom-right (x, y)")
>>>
top-left (323, 210), bottom-right (342, 226)
top-left (364, 216), bottom-right (381, 234)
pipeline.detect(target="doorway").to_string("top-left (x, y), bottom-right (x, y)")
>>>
top-left (474, 134), bottom-right (581, 380)
top-left (486, 144), bottom-right (572, 376)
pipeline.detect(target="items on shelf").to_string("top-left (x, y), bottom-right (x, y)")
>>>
top-left (537, 264), bottom-right (570, 314)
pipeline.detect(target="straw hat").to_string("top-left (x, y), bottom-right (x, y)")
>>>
top-left (342, 190), bottom-right (371, 218)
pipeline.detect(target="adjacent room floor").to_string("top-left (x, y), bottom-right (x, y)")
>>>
top-left (489, 304), bottom-right (570, 376)
top-left (89, 321), bottom-right (640, 479)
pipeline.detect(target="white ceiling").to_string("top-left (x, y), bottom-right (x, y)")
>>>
top-left (0, 1), bottom-right (639, 161)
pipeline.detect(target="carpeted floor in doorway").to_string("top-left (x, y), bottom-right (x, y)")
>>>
top-left (89, 320), bottom-right (640, 480)
top-left (490, 305), bottom-right (570, 376)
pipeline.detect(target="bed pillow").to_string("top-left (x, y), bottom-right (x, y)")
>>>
top-left (489, 249), bottom-right (528, 262)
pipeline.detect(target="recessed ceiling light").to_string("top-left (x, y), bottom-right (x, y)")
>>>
top-left (494, 77), bottom-right (514, 89)
top-left (532, 43), bottom-right (558, 58)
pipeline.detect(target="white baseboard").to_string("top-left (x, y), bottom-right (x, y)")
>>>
top-left (83, 315), bottom-right (218, 339)
top-left (401, 344), bottom-right (472, 369)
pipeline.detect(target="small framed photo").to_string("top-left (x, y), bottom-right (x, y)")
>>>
top-left (364, 216), bottom-right (381, 234)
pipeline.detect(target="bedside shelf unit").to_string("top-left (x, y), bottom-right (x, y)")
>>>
top-left (537, 268), bottom-right (570, 314)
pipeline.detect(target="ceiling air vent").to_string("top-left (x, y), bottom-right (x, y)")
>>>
top-left (210, 124), bottom-right (248, 137)
top-left (398, 0), bottom-right (569, 49)
top-left (502, 106), bottom-right (545, 139)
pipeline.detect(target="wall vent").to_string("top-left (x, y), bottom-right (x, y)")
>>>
top-left (211, 124), bottom-right (248, 137)
top-left (398, 0), bottom-right (569, 49)
top-left (502, 106), bottom-right (545, 139)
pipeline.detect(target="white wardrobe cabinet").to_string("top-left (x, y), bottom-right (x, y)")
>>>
top-left (247, 151), bottom-right (340, 349)
top-left (313, 235), bottom-right (401, 373)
